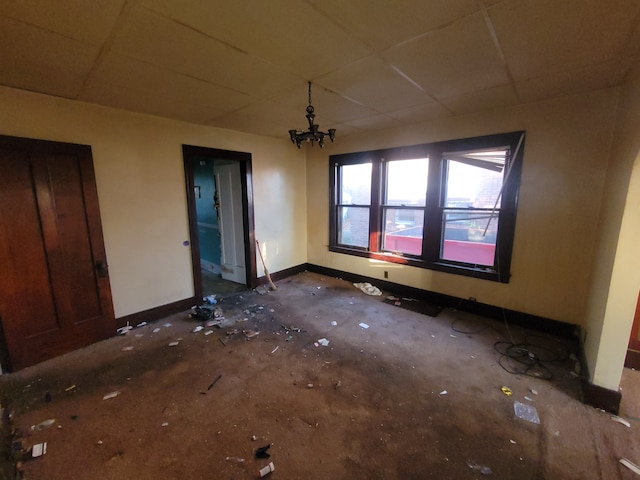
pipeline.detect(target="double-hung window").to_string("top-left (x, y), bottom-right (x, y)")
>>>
top-left (329, 131), bottom-right (525, 283)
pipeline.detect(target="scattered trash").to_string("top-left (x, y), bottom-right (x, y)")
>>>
top-left (259, 462), bottom-right (276, 477)
top-left (509, 439), bottom-right (517, 444)
top-left (152, 328), bottom-right (161, 333)
top-left (161, 422), bottom-right (169, 427)
top-left (190, 306), bottom-right (214, 321)
top-left (204, 330), bottom-right (214, 336)
top-left (206, 374), bottom-right (222, 392)
top-left (31, 419), bottom-right (56, 431)
top-left (203, 294), bottom-right (217, 305)
top-left (307, 384), bottom-right (314, 389)
top-left (530, 388), bottom-right (538, 395)
top-left (102, 391), bottom-right (120, 400)
top-left (193, 326), bottom-right (204, 333)
top-left (116, 324), bottom-right (133, 335)
top-left (271, 346), bottom-right (280, 354)
top-left (501, 386), bottom-right (513, 396)
top-left (514, 401), bottom-right (540, 424)
top-left (331, 321), bottom-right (338, 326)
top-left (218, 338), bottom-right (227, 347)
top-left (255, 443), bottom-right (272, 459)
top-left (359, 323), bottom-right (370, 329)
top-left (168, 341), bottom-right (180, 347)
top-left (251, 435), bottom-right (257, 441)
top-left (467, 461), bottom-right (492, 475)
top-left (611, 415), bottom-right (631, 428)
top-left (65, 385), bottom-right (77, 392)
top-left (317, 338), bottom-right (330, 347)
top-left (163, 323), bottom-right (172, 328)
top-left (225, 456), bottom-right (245, 464)
top-left (524, 396), bottom-right (534, 402)
top-left (255, 285), bottom-right (269, 295)
top-left (226, 329), bottom-right (240, 336)
top-left (121, 346), bottom-right (133, 352)
top-left (334, 380), bottom-right (342, 389)
top-left (244, 329), bottom-right (260, 339)
top-left (620, 458), bottom-right (640, 475)
top-left (31, 443), bottom-right (47, 458)
top-left (281, 324), bottom-right (301, 334)
top-left (449, 334), bottom-right (457, 338)
top-left (439, 390), bottom-right (448, 396)
top-left (353, 282), bottom-right (382, 296)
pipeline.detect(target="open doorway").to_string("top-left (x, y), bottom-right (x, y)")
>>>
top-left (183, 145), bottom-right (257, 303)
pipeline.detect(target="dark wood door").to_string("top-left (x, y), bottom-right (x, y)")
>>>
top-left (0, 135), bottom-right (115, 371)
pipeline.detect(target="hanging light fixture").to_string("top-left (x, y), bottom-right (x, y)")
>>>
top-left (288, 81), bottom-right (336, 148)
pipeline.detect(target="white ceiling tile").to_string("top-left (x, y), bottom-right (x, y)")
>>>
top-left (0, 17), bottom-right (99, 98)
top-left (382, 12), bottom-right (509, 98)
top-left (206, 112), bottom-right (292, 139)
top-left (83, 54), bottom-right (253, 116)
top-left (344, 114), bottom-right (404, 131)
top-left (437, 84), bottom-right (519, 114)
top-left (139, 0), bottom-right (372, 79)
top-left (81, 82), bottom-right (216, 124)
top-left (317, 55), bottom-right (436, 111)
top-left (308, 0), bottom-right (479, 51)
top-left (0, 0), bottom-right (126, 45)
top-left (109, 5), bottom-right (300, 99)
top-left (489, 0), bottom-right (640, 80)
top-left (386, 102), bottom-right (453, 124)
top-left (515, 61), bottom-right (629, 103)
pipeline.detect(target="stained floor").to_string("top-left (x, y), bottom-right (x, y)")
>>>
top-left (0, 272), bottom-right (638, 479)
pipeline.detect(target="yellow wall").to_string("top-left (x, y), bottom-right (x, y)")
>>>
top-left (0, 85), bottom-right (306, 318)
top-left (584, 59), bottom-right (640, 390)
top-left (307, 89), bottom-right (619, 327)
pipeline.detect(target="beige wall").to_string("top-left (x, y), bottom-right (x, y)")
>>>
top-left (307, 89), bottom-right (619, 327)
top-left (0, 85), bottom-right (306, 318)
top-left (584, 59), bottom-right (640, 390)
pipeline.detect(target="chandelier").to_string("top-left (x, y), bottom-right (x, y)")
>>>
top-left (288, 82), bottom-right (336, 148)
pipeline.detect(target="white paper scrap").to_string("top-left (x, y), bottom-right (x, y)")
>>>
top-left (359, 323), bottom-right (370, 329)
top-left (611, 415), bottom-right (631, 428)
top-left (168, 341), bottom-right (180, 347)
top-left (620, 458), bottom-right (640, 475)
top-left (103, 391), bottom-right (120, 400)
top-left (32, 442), bottom-right (47, 457)
top-left (318, 338), bottom-right (330, 347)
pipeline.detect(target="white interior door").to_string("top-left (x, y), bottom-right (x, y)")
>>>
top-left (215, 162), bottom-right (246, 284)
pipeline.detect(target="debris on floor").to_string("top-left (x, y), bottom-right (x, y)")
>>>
top-left (611, 415), bottom-right (631, 427)
top-left (620, 458), bottom-right (640, 475)
top-left (225, 456), bottom-right (245, 464)
top-left (353, 282), bottom-right (382, 296)
top-left (281, 324), bottom-right (302, 334)
top-left (317, 338), bottom-right (330, 347)
top-left (501, 386), bottom-right (513, 396)
top-left (255, 443), bottom-right (272, 459)
top-left (31, 419), bottom-right (55, 431)
top-left (514, 401), bottom-right (540, 424)
top-left (467, 461), bottom-right (492, 475)
top-left (102, 391), bottom-right (120, 400)
top-left (271, 346), bottom-right (280, 354)
top-left (31, 443), bottom-right (47, 458)
top-left (203, 294), bottom-right (217, 304)
top-left (258, 461), bottom-right (275, 477)
top-left (359, 322), bottom-right (370, 329)
top-left (244, 329), bottom-right (260, 339)
top-left (255, 285), bottom-right (269, 295)
top-left (116, 323), bottom-right (133, 335)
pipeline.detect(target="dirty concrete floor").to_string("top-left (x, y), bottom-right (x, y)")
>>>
top-left (1, 272), bottom-right (638, 480)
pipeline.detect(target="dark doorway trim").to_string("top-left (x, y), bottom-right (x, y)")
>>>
top-left (182, 145), bottom-right (257, 302)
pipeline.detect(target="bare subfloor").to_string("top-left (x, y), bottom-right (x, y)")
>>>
top-left (1, 272), bottom-right (639, 479)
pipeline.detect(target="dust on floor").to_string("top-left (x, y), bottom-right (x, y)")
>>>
top-left (0, 272), bottom-right (638, 479)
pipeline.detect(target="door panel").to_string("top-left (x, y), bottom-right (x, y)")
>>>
top-left (216, 162), bottom-right (246, 284)
top-left (0, 136), bottom-right (115, 371)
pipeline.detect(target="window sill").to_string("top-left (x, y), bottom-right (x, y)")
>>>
top-left (328, 245), bottom-right (509, 283)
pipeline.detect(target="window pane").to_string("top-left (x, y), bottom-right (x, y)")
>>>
top-left (441, 210), bottom-right (498, 266)
top-left (385, 158), bottom-right (428, 206)
top-left (383, 208), bottom-right (424, 255)
top-left (341, 163), bottom-right (371, 205)
top-left (444, 149), bottom-right (507, 208)
top-left (338, 206), bottom-right (370, 248)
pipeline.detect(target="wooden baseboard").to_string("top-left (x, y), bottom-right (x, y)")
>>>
top-left (580, 378), bottom-right (621, 414)
top-left (625, 349), bottom-right (640, 370)
top-left (306, 263), bottom-right (577, 339)
top-left (259, 263), bottom-right (309, 285)
top-left (116, 297), bottom-right (197, 329)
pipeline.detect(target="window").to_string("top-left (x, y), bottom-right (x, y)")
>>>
top-left (329, 132), bottom-right (525, 283)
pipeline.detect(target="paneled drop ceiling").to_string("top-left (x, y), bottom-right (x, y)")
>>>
top-left (1, 0), bottom-right (638, 140)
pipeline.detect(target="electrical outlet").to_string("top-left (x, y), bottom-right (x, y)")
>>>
top-left (384, 271), bottom-right (389, 279)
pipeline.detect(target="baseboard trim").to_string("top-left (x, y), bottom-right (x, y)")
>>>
top-left (580, 378), bottom-right (621, 414)
top-left (306, 263), bottom-right (577, 339)
top-left (116, 297), bottom-right (197, 329)
top-left (625, 349), bottom-right (640, 370)
top-left (259, 263), bottom-right (309, 285)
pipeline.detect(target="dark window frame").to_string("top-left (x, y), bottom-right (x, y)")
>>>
top-left (329, 131), bottom-right (525, 283)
